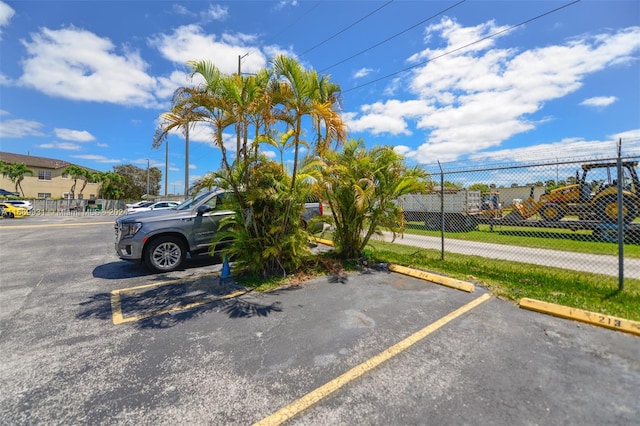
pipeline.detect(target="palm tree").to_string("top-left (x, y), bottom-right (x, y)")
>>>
top-left (257, 128), bottom-right (296, 171)
top-left (154, 61), bottom-right (238, 196)
top-left (314, 138), bottom-right (429, 259)
top-left (270, 55), bottom-right (346, 192)
top-left (79, 170), bottom-right (98, 196)
top-left (63, 165), bottom-right (86, 199)
top-left (1, 162), bottom-right (34, 197)
top-left (152, 56), bottom-right (348, 277)
top-left (313, 73), bottom-right (345, 156)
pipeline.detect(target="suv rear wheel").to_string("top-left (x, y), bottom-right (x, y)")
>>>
top-left (144, 236), bottom-right (186, 272)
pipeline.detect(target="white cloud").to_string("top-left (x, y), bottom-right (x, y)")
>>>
top-left (609, 128), bottom-right (640, 141)
top-left (0, 73), bottom-right (10, 86)
top-left (260, 149), bottom-right (277, 160)
top-left (97, 143), bottom-right (109, 148)
top-left (172, 4), bottom-right (195, 17)
top-left (393, 145), bottom-right (412, 156)
top-left (71, 154), bottom-right (123, 163)
top-left (133, 158), bottom-right (163, 168)
top-left (469, 137), bottom-right (619, 163)
top-left (353, 67), bottom-right (374, 79)
top-left (37, 142), bottom-right (81, 150)
top-left (347, 18), bottom-right (640, 163)
top-left (345, 99), bottom-right (432, 135)
top-left (18, 26), bottom-right (161, 107)
top-left (54, 128), bottom-right (95, 142)
top-left (580, 96), bottom-right (617, 107)
top-left (149, 25), bottom-right (268, 75)
top-left (0, 1), bottom-right (15, 38)
top-left (202, 4), bottom-right (229, 22)
top-left (155, 69), bottom-right (193, 101)
top-left (0, 118), bottom-right (45, 138)
top-left (275, 1), bottom-right (298, 10)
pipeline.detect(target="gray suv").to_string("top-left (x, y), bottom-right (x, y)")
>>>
top-left (115, 189), bottom-right (323, 272)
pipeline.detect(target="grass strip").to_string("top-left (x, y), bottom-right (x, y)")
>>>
top-left (403, 222), bottom-right (640, 258)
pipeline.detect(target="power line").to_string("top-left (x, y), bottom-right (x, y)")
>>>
top-left (320, 0), bottom-right (466, 74)
top-left (299, 0), bottom-right (396, 57)
top-left (343, 0), bottom-right (582, 94)
top-left (271, 2), bottom-right (322, 41)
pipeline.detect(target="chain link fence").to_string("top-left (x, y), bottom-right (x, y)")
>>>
top-left (396, 139), bottom-right (640, 286)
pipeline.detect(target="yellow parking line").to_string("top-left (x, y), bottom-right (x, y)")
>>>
top-left (253, 293), bottom-right (492, 426)
top-left (0, 221), bottom-right (113, 229)
top-left (110, 272), bottom-right (247, 325)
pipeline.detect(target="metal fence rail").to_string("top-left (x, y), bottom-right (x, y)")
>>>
top-left (397, 141), bottom-right (640, 287)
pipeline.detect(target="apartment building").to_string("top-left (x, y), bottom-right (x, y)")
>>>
top-left (0, 151), bottom-right (101, 199)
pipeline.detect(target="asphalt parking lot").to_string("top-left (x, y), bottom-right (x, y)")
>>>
top-left (0, 213), bottom-right (639, 425)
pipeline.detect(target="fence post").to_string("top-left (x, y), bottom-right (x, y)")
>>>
top-left (437, 161), bottom-right (445, 260)
top-left (616, 138), bottom-right (624, 291)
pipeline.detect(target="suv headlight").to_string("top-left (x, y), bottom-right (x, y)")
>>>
top-left (120, 222), bottom-right (143, 237)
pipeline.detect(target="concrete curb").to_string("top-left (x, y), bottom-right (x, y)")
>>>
top-left (519, 298), bottom-right (640, 337)
top-left (388, 264), bottom-right (475, 293)
top-left (312, 237), bottom-right (335, 247)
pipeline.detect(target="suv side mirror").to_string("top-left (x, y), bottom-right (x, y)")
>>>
top-left (197, 204), bottom-right (211, 215)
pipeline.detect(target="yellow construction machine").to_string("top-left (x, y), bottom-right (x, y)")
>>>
top-left (511, 161), bottom-right (640, 224)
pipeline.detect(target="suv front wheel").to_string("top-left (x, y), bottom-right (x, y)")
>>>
top-left (144, 236), bottom-right (186, 272)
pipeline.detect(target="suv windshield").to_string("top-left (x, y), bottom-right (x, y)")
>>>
top-left (175, 190), bottom-right (216, 210)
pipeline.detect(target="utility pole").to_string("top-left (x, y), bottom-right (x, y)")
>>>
top-left (146, 158), bottom-right (150, 200)
top-left (164, 139), bottom-right (168, 197)
top-left (184, 123), bottom-right (189, 198)
top-left (236, 53), bottom-right (249, 157)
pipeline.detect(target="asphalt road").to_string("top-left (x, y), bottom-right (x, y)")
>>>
top-left (0, 214), bottom-right (638, 425)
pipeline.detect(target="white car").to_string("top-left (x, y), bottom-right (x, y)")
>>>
top-left (4, 200), bottom-right (33, 213)
top-left (126, 201), bottom-right (154, 214)
top-left (125, 201), bottom-right (150, 209)
top-left (130, 201), bottom-right (180, 213)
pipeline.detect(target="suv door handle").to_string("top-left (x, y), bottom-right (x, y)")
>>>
top-left (181, 218), bottom-right (193, 222)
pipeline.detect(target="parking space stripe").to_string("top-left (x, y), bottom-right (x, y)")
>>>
top-left (253, 292), bottom-right (492, 426)
top-left (111, 289), bottom-right (247, 325)
top-left (110, 272), bottom-right (247, 325)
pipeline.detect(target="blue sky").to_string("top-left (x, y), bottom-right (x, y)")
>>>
top-left (1, 0), bottom-right (639, 194)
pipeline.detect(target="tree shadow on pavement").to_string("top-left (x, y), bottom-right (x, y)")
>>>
top-left (76, 279), bottom-right (284, 329)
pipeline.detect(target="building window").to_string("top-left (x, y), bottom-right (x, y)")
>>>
top-left (78, 193), bottom-right (84, 200)
top-left (38, 193), bottom-right (52, 199)
top-left (38, 170), bottom-right (52, 181)
top-left (63, 192), bottom-right (73, 200)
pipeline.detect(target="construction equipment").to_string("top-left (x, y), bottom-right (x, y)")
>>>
top-left (512, 161), bottom-right (640, 224)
